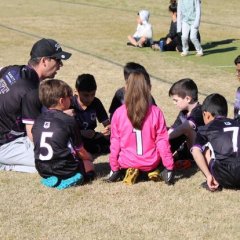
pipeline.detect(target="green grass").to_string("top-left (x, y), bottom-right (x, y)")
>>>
top-left (0, 0), bottom-right (240, 239)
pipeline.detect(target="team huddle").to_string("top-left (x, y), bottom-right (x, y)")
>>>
top-left (0, 38), bottom-right (240, 191)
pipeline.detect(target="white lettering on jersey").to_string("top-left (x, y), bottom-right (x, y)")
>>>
top-left (43, 122), bottom-right (50, 129)
top-left (133, 128), bottom-right (143, 155)
top-left (0, 79), bottom-right (9, 94)
top-left (224, 127), bottom-right (239, 152)
top-left (39, 132), bottom-right (54, 160)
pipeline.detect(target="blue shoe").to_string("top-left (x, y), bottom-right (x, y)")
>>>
top-left (41, 176), bottom-right (59, 188)
top-left (159, 40), bottom-right (165, 51)
top-left (56, 173), bottom-right (84, 190)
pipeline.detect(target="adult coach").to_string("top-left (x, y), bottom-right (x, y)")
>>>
top-left (0, 38), bottom-right (71, 173)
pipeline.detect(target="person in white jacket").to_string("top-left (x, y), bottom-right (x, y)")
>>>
top-left (177, 0), bottom-right (203, 56)
top-left (127, 10), bottom-right (153, 48)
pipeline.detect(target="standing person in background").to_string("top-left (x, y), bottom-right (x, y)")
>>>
top-left (0, 38), bottom-right (71, 173)
top-left (127, 10), bottom-right (153, 48)
top-left (233, 55), bottom-right (240, 121)
top-left (177, 0), bottom-right (203, 56)
top-left (108, 72), bottom-right (174, 185)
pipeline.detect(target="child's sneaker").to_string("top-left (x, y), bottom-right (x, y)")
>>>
top-left (123, 168), bottom-right (139, 185)
top-left (148, 169), bottom-right (161, 182)
top-left (41, 176), bottom-right (59, 188)
top-left (196, 50), bottom-right (203, 56)
top-left (181, 52), bottom-right (188, 57)
top-left (175, 159), bottom-right (192, 170)
top-left (56, 173), bottom-right (84, 190)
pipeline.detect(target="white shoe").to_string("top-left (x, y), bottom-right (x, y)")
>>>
top-left (196, 50), bottom-right (203, 56)
top-left (181, 52), bottom-right (188, 57)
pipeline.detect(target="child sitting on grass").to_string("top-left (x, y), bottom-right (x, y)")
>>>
top-left (107, 72), bottom-right (174, 185)
top-left (168, 78), bottom-right (204, 167)
top-left (127, 10), bottom-right (153, 48)
top-left (191, 93), bottom-right (240, 191)
top-left (70, 74), bottom-right (110, 154)
top-left (32, 79), bottom-right (95, 190)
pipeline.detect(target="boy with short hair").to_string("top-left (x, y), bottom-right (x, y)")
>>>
top-left (71, 74), bottom-right (110, 154)
top-left (191, 93), bottom-right (240, 191)
top-left (168, 78), bottom-right (204, 163)
top-left (32, 79), bottom-right (94, 190)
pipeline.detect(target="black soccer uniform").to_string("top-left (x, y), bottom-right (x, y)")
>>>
top-left (0, 65), bottom-right (39, 145)
top-left (70, 95), bottom-right (110, 154)
top-left (32, 110), bottom-right (85, 179)
top-left (170, 103), bottom-right (204, 159)
top-left (193, 117), bottom-right (240, 188)
top-left (108, 87), bottom-right (157, 120)
top-left (22, 89), bottom-right (44, 125)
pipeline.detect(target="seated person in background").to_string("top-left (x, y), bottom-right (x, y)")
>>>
top-left (32, 79), bottom-right (95, 190)
top-left (127, 10), bottom-right (153, 48)
top-left (168, 78), bottom-right (204, 166)
top-left (70, 74), bottom-right (110, 154)
top-left (191, 93), bottom-right (240, 191)
top-left (152, 0), bottom-right (200, 52)
top-left (109, 62), bottom-right (156, 120)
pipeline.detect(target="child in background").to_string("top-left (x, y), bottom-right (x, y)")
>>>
top-left (109, 62), bottom-right (156, 120)
top-left (233, 55), bottom-right (240, 121)
top-left (168, 78), bottom-right (204, 165)
top-left (32, 79), bottom-right (95, 190)
top-left (191, 93), bottom-right (240, 191)
top-left (71, 74), bottom-right (110, 154)
top-left (177, 0), bottom-right (203, 56)
top-left (127, 10), bottom-right (153, 48)
top-left (108, 72), bottom-right (174, 185)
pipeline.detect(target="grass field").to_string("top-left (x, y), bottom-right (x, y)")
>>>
top-left (0, 0), bottom-right (240, 239)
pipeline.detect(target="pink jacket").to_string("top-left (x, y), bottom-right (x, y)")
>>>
top-left (109, 105), bottom-right (174, 172)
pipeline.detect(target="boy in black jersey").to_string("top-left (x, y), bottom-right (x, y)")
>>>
top-left (70, 74), bottom-right (110, 154)
top-left (192, 94), bottom-right (240, 191)
top-left (168, 78), bottom-right (204, 165)
top-left (32, 79), bottom-right (94, 190)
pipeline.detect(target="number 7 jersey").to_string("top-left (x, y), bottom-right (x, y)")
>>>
top-left (193, 117), bottom-right (240, 160)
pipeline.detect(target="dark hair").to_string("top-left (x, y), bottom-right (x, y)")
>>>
top-left (169, 0), bottom-right (177, 12)
top-left (123, 62), bottom-right (150, 82)
top-left (234, 55), bottom-right (240, 65)
top-left (75, 74), bottom-right (97, 92)
top-left (125, 72), bottom-right (151, 130)
top-left (202, 93), bottom-right (228, 117)
top-left (39, 79), bottom-right (73, 108)
top-left (169, 78), bottom-right (198, 102)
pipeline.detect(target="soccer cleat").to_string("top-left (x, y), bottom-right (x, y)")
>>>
top-left (107, 170), bottom-right (123, 182)
top-left (41, 176), bottom-right (59, 188)
top-left (196, 49), bottom-right (204, 57)
top-left (123, 168), bottom-right (139, 185)
top-left (56, 173), bottom-right (84, 190)
top-left (160, 169), bottom-right (175, 185)
top-left (200, 181), bottom-right (222, 192)
top-left (148, 169), bottom-right (161, 182)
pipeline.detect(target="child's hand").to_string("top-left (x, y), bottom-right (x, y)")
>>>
top-left (206, 175), bottom-right (219, 191)
top-left (64, 109), bottom-right (75, 117)
top-left (102, 125), bottom-right (111, 136)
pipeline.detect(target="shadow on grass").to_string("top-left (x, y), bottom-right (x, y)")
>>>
top-left (94, 161), bottom-right (110, 178)
top-left (201, 38), bottom-right (239, 56)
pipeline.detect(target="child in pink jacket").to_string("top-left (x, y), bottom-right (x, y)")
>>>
top-left (108, 71), bottom-right (174, 185)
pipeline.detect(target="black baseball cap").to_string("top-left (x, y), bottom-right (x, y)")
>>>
top-left (30, 38), bottom-right (71, 60)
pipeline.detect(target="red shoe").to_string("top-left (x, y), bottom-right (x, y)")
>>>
top-left (175, 160), bottom-right (192, 170)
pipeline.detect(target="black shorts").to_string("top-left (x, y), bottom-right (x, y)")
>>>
top-left (210, 158), bottom-right (240, 189)
top-left (35, 157), bottom-right (86, 180)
